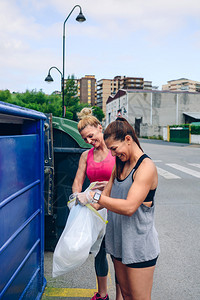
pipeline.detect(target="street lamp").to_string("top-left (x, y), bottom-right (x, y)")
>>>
top-left (45, 66), bottom-right (63, 83)
top-left (62, 5), bottom-right (86, 117)
top-left (45, 66), bottom-right (63, 113)
top-left (45, 5), bottom-right (86, 118)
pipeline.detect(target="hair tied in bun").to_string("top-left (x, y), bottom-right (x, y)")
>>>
top-left (77, 107), bottom-right (93, 120)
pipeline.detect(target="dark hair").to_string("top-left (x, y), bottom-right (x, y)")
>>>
top-left (104, 117), bottom-right (143, 178)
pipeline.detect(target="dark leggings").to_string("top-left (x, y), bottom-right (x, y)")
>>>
top-left (95, 237), bottom-right (108, 277)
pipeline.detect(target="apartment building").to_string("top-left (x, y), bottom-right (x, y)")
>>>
top-left (64, 75), bottom-right (96, 106)
top-left (76, 75), bottom-right (97, 106)
top-left (162, 78), bottom-right (200, 92)
top-left (97, 78), bottom-right (119, 115)
top-left (119, 76), bottom-right (152, 90)
top-left (97, 76), bottom-right (152, 115)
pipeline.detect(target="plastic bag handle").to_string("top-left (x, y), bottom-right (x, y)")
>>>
top-left (68, 182), bottom-right (108, 224)
top-left (85, 203), bottom-right (108, 224)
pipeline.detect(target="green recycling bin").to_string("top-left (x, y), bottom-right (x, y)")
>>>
top-left (44, 115), bottom-right (91, 251)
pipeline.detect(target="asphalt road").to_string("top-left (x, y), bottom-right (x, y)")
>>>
top-left (43, 139), bottom-right (200, 300)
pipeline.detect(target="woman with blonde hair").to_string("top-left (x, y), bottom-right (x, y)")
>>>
top-left (72, 108), bottom-right (123, 300)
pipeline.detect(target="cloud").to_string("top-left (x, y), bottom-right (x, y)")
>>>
top-left (0, 0), bottom-right (200, 93)
top-left (49, 0), bottom-right (200, 38)
top-left (0, 1), bottom-right (62, 91)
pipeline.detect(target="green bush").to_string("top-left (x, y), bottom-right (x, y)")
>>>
top-left (169, 124), bottom-right (190, 128)
top-left (169, 124), bottom-right (200, 134)
top-left (191, 125), bottom-right (200, 135)
top-left (0, 90), bottom-right (11, 102)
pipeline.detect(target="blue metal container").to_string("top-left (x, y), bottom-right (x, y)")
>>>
top-left (0, 102), bottom-right (46, 299)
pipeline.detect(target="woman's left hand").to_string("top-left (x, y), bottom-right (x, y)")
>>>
top-left (90, 181), bottom-right (108, 191)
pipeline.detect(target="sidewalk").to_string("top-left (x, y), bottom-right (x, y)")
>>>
top-left (139, 137), bottom-right (200, 148)
top-left (42, 252), bottom-right (116, 300)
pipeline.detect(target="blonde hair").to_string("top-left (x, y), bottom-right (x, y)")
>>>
top-left (77, 108), bottom-right (100, 133)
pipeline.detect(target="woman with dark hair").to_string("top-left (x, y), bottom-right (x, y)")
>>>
top-left (78, 117), bottom-right (160, 300)
top-left (72, 108), bottom-right (123, 300)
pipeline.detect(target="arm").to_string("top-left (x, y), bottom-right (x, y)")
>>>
top-left (102, 165), bottom-right (115, 197)
top-left (92, 160), bottom-right (157, 216)
top-left (72, 150), bottom-right (88, 193)
top-left (90, 166), bottom-right (116, 210)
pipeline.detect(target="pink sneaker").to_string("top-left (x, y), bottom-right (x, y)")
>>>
top-left (91, 292), bottom-right (109, 300)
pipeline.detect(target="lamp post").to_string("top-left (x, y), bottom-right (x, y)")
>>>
top-left (45, 5), bottom-right (86, 118)
top-left (62, 5), bottom-right (86, 117)
top-left (45, 66), bottom-right (63, 114)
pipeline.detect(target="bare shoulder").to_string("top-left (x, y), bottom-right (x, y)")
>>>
top-left (134, 156), bottom-right (158, 187)
top-left (140, 157), bottom-right (157, 174)
top-left (80, 149), bottom-right (90, 162)
top-left (143, 157), bottom-right (156, 168)
top-left (74, 149), bottom-right (90, 178)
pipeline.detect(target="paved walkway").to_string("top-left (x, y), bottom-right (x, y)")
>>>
top-left (42, 252), bottom-right (116, 300)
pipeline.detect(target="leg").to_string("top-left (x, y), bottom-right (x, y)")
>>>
top-left (112, 258), bottom-right (129, 299)
top-left (114, 266), bottom-right (123, 300)
top-left (94, 238), bottom-right (108, 298)
top-left (115, 283), bottom-right (123, 300)
top-left (125, 266), bottom-right (155, 300)
top-left (113, 258), bottom-right (156, 300)
top-left (96, 276), bottom-right (108, 298)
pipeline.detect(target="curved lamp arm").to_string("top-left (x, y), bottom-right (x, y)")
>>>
top-left (48, 66), bottom-right (63, 77)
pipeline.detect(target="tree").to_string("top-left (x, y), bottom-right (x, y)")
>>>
top-left (0, 90), bottom-right (11, 102)
top-left (64, 75), bottom-right (105, 122)
top-left (1, 89), bottom-right (62, 117)
top-left (92, 106), bottom-right (105, 122)
top-left (64, 75), bottom-right (80, 121)
top-left (0, 77), bottom-right (105, 122)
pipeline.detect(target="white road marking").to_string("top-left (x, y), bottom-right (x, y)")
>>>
top-left (156, 167), bottom-right (181, 179)
top-left (188, 163), bottom-right (200, 169)
top-left (153, 160), bottom-right (162, 163)
top-left (166, 164), bottom-right (200, 178)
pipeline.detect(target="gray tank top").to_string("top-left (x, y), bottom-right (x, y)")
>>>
top-left (105, 154), bottom-right (160, 264)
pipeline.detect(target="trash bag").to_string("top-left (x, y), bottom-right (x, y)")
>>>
top-left (52, 197), bottom-right (107, 277)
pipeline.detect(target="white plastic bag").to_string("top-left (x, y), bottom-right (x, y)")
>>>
top-left (52, 199), bottom-right (107, 277)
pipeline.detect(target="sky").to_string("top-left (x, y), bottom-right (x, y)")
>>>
top-left (0, 0), bottom-right (200, 94)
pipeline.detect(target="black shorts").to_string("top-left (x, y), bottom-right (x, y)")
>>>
top-left (111, 255), bottom-right (158, 268)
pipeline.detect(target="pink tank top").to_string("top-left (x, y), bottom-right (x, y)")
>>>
top-left (86, 148), bottom-right (115, 182)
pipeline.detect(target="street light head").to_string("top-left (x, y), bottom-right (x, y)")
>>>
top-left (76, 11), bottom-right (86, 22)
top-left (45, 74), bottom-right (54, 83)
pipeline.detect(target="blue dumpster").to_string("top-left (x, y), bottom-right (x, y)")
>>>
top-left (0, 102), bottom-right (46, 299)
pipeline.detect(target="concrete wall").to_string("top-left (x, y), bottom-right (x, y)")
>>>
top-left (140, 124), bottom-right (163, 137)
top-left (128, 92), bottom-right (178, 126)
top-left (191, 134), bottom-right (200, 144)
top-left (127, 91), bottom-right (200, 137)
top-left (178, 93), bottom-right (200, 123)
top-left (106, 90), bottom-right (200, 138)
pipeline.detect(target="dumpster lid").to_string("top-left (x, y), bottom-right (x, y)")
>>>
top-left (52, 116), bottom-right (92, 148)
top-left (0, 101), bottom-right (46, 120)
top-left (191, 122), bottom-right (200, 126)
